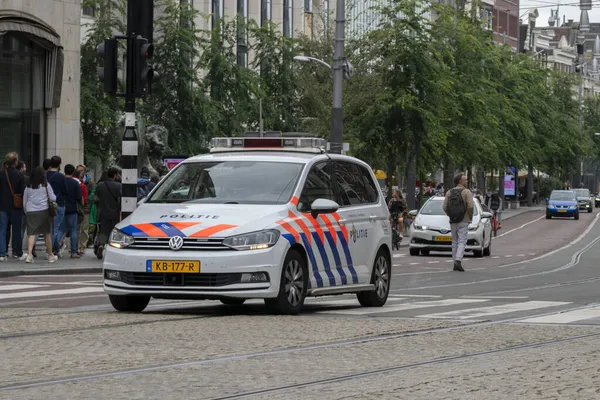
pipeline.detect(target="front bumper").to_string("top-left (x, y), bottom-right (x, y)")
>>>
top-left (409, 229), bottom-right (484, 252)
top-left (547, 207), bottom-right (577, 216)
top-left (102, 245), bottom-right (283, 299)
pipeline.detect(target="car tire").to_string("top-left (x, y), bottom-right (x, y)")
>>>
top-left (109, 295), bottom-right (150, 312)
top-left (220, 298), bottom-right (246, 306)
top-left (357, 248), bottom-right (391, 307)
top-left (265, 249), bottom-right (308, 315)
top-left (575, 213), bottom-right (580, 220)
top-left (546, 214), bottom-right (552, 219)
top-left (421, 249), bottom-right (430, 256)
top-left (483, 239), bottom-right (491, 257)
top-left (588, 208), bottom-right (593, 213)
top-left (474, 249), bottom-right (484, 258)
top-left (409, 248), bottom-right (420, 256)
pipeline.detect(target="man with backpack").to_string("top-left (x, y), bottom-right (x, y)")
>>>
top-left (443, 173), bottom-right (474, 272)
top-left (487, 191), bottom-right (503, 228)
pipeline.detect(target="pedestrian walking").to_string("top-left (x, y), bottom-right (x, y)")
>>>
top-left (443, 173), bottom-right (474, 272)
top-left (23, 166), bottom-right (58, 263)
top-left (487, 191), bottom-right (503, 227)
top-left (46, 156), bottom-right (67, 256)
top-left (0, 152), bottom-right (25, 262)
top-left (61, 164), bottom-right (83, 259)
top-left (94, 167), bottom-right (122, 259)
top-left (73, 168), bottom-right (90, 255)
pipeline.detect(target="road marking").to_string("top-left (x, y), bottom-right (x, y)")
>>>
top-left (517, 254), bottom-right (525, 257)
top-left (2, 281), bottom-right (103, 286)
top-left (495, 216), bottom-right (545, 238)
top-left (427, 261), bottom-right (440, 264)
top-left (462, 296), bottom-right (529, 299)
top-left (491, 256), bottom-right (499, 259)
top-left (317, 299), bottom-right (488, 315)
top-left (504, 255), bottom-right (513, 258)
top-left (529, 253), bottom-right (536, 256)
top-left (518, 306), bottom-right (600, 324)
top-left (0, 287), bottom-right (104, 300)
top-left (419, 301), bottom-right (570, 320)
top-left (393, 254), bottom-right (405, 258)
top-left (390, 294), bottom-right (441, 298)
top-left (409, 262), bottom-right (419, 265)
top-left (445, 260), bottom-right (453, 263)
top-left (0, 285), bottom-right (46, 291)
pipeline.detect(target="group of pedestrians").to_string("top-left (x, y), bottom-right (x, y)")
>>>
top-left (0, 151), bottom-right (135, 264)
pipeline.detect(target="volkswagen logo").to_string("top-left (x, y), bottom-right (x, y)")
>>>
top-left (169, 236), bottom-right (184, 251)
top-left (440, 228), bottom-right (449, 234)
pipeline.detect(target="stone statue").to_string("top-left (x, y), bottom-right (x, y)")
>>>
top-left (139, 125), bottom-right (169, 177)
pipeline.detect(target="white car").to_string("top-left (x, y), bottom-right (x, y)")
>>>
top-left (103, 135), bottom-right (392, 315)
top-left (408, 196), bottom-right (492, 257)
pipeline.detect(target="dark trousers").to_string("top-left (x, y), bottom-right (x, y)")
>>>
top-left (1, 210), bottom-right (23, 257)
top-left (99, 217), bottom-right (118, 246)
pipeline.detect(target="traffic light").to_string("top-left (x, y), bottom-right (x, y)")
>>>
top-left (133, 35), bottom-right (159, 97)
top-left (97, 39), bottom-right (118, 95)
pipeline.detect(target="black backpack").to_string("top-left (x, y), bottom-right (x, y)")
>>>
top-left (446, 188), bottom-right (467, 223)
top-left (490, 194), bottom-right (500, 211)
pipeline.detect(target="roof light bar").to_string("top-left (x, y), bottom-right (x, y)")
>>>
top-left (210, 137), bottom-right (327, 153)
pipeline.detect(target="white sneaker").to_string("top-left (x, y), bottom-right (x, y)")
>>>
top-left (0, 257), bottom-right (6, 262)
top-left (19, 254), bottom-right (28, 261)
top-left (25, 256), bottom-right (33, 263)
top-left (47, 255), bottom-right (58, 263)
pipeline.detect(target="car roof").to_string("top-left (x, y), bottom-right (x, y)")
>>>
top-left (552, 190), bottom-right (575, 193)
top-left (183, 151), bottom-right (373, 168)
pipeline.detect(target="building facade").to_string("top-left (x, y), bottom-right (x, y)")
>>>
top-left (0, 0), bottom-right (82, 169)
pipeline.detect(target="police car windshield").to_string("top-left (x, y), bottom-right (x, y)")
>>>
top-left (420, 200), bottom-right (445, 215)
top-left (147, 161), bottom-right (304, 205)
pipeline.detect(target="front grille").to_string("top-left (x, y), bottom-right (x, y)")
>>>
top-left (118, 272), bottom-right (243, 287)
top-left (128, 237), bottom-right (229, 251)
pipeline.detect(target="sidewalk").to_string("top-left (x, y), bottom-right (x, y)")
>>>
top-left (501, 205), bottom-right (545, 220)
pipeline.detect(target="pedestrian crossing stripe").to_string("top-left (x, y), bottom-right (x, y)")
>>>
top-left (418, 301), bottom-right (570, 320)
top-left (0, 287), bottom-right (104, 300)
top-left (0, 285), bottom-right (47, 291)
top-left (518, 306), bottom-right (600, 324)
top-left (315, 298), bottom-right (489, 315)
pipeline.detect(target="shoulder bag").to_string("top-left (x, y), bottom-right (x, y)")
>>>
top-left (45, 184), bottom-right (58, 217)
top-left (5, 168), bottom-right (23, 209)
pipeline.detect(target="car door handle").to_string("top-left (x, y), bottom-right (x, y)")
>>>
top-left (369, 215), bottom-right (378, 221)
top-left (338, 218), bottom-right (347, 225)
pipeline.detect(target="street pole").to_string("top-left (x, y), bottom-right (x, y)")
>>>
top-left (330, 0), bottom-right (345, 154)
top-left (578, 61), bottom-right (584, 188)
top-left (120, 0), bottom-right (139, 221)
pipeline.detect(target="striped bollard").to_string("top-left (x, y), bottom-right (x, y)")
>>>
top-left (121, 109), bottom-right (138, 220)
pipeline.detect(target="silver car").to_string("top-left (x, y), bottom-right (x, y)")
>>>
top-left (408, 196), bottom-right (493, 257)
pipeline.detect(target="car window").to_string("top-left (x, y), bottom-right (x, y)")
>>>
top-left (298, 162), bottom-right (335, 212)
top-left (333, 161), bottom-right (377, 206)
top-left (358, 165), bottom-right (379, 203)
top-left (147, 161), bottom-right (304, 205)
top-left (419, 200), bottom-right (445, 215)
top-left (574, 189), bottom-right (590, 198)
top-left (550, 192), bottom-right (576, 201)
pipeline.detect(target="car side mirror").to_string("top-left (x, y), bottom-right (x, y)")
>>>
top-left (408, 210), bottom-right (418, 217)
top-left (310, 199), bottom-right (339, 218)
top-left (545, 198), bottom-right (549, 202)
top-left (481, 211), bottom-right (492, 219)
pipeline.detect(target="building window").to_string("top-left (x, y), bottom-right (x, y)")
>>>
top-left (283, 0), bottom-right (293, 38)
top-left (261, 0), bottom-right (272, 25)
top-left (82, 3), bottom-right (96, 18)
top-left (324, 0), bottom-right (330, 32)
top-left (304, 0), bottom-right (312, 12)
top-left (212, 0), bottom-right (224, 28)
top-left (237, 0), bottom-right (248, 67)
top-left (481, 6), bottom-right (492, 31)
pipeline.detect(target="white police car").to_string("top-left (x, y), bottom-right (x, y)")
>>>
top-left (103, 135), bottom-right (392, 314)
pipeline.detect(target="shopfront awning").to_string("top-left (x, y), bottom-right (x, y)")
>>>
top-left (0, 10), bottom-right (63, 109)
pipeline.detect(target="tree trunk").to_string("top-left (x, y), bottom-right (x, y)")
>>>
top-left (443, 155), bottom-right (454, 195)
top-left (406, 152), bottom-right (417, 210)
top-left (498, 167), bottom-right (506, 210)
top-left (477, 168), bottom-right (486, 192)
top-left (467, 167), bottom-right (473, 189)
top-left (527, 164), bottom-right (534, 207)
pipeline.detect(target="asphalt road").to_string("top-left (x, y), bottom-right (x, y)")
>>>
top-left (2, 209), bottom-right (600, 398)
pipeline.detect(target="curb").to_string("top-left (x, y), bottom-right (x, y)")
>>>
top-left (0, 267), bottom-right (102, 278)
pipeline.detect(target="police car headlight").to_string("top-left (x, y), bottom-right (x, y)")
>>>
top-left (414, 224), bottom-right (427, 231)
top-left (109, 229), bottom-right (135, 249)
top-left (222, 230), bottom-right (280, 251)
top-left (468, 223), bottom-right (479, 231)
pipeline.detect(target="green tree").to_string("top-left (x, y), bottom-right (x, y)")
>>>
top-left (80, 0), bottom-right (126, 166)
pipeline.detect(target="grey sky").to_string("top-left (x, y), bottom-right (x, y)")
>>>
top-left (521, 0), bottom-right (600, 28)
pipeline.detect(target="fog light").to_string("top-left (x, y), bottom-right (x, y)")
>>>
top-left (106, 270), bottom-right (121, 280)
top-left (241, 272), bottom-right (269, 283)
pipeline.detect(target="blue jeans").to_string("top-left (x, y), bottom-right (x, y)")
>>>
top-left (59, 213), bottom-right (78, 254)
top-left (0, 210), bottom-right (23, 257)
top-left (51, 206), bottom-right (65, 253)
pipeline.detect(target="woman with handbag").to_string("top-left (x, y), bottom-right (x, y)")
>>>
top-left (22, 166), bottom-right (58, 263)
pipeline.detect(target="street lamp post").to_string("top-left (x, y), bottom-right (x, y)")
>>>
top-left (293, 0), bottom-right (348, 154)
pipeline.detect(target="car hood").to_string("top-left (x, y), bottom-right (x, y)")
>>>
top-left (415, 214), bottom-right (480, 229)
top-left (116, 203), bottom-right (287, 238)
top-left (549, 200), bottom-right (577, 206)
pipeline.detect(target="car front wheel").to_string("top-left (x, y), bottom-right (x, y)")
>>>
top-left (358, 248), bottom-right (391, 307)
top-left (109, 295), bottom-right (150, 312)
top-left (265, 249), bottom-right (308, 315)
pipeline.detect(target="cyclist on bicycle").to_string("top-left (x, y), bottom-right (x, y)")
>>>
top-left (487, 191), bottom-right (503, 228)
top-left (388, 189), bottom-right (407, 237)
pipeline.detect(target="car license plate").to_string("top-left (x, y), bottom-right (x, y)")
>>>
top-left (433, 236), bottom-right (452, 242)
top-left (558, 209), bottom-right (567, 213)
top-left (147, 260), bottom-right (200, 273)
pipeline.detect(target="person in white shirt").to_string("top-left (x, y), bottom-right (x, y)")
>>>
top-left (23, 166), bottom-right (58, 263)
